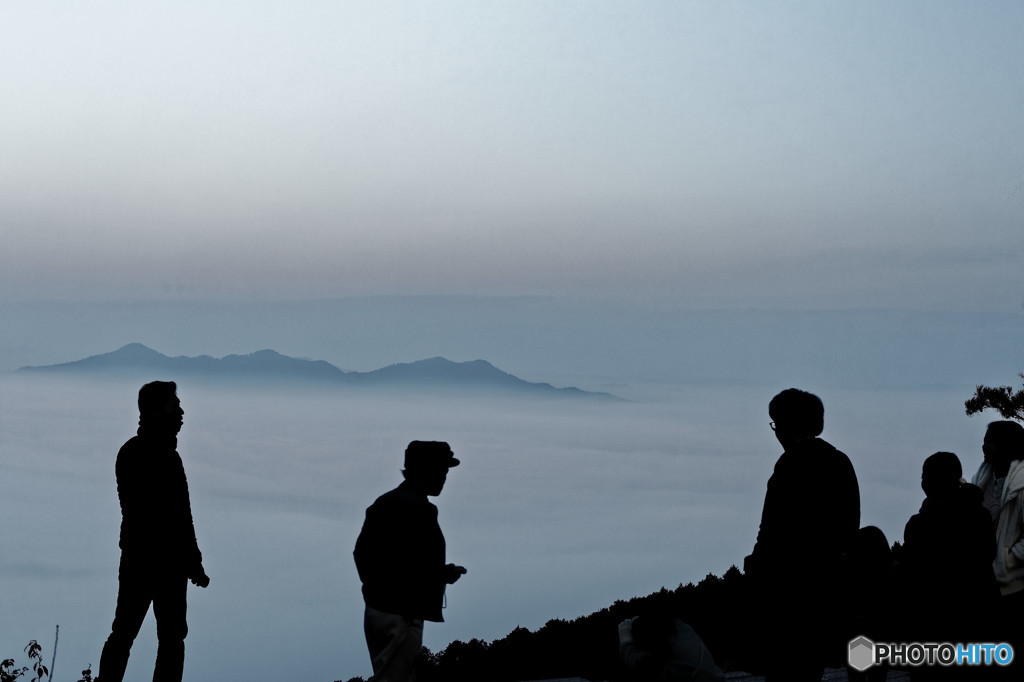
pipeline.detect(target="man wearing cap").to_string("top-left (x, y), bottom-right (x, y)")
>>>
top-left (354, 440), bottom-right (467, 682)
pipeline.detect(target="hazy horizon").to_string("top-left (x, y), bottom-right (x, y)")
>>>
top-left (3, 299), bottom-right (1023, 395)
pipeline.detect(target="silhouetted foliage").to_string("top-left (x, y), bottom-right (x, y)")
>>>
top-left (1, 642), bottom-right (48, 682)
top-left (436, 638), bottom-right (490, 682)
top-left (965, 372), bottom-right (1024, 420)
top-left (411, 645), bottom-right (441, 682)
top-left (340, 565), bottom-right (753, 681)
top-left (343, 557), bottom-right (925, 679)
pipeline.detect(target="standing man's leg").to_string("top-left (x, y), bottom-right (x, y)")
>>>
top-left (152, 576), bottom-right (189, 682)
top-left (363, 607), bottom-right (424, 682)
top-left (762, 582), bottom-right (827, 682)
top-left (97, 569), bottom-right (152, 682)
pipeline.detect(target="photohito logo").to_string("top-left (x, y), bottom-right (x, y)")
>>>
top-left (848, 636), bottom-right (1014, 671)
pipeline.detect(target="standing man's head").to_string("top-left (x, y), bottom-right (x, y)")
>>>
top-left (403, 440), bottom-right (459, 496)
top-left (921, 451), bottom-right (963, 499)
top-left (138, 380), bottom-right (183, 434)
top-left (768, 388), bottom-right (824, 448)
top-left (983, 420), bottom-right (1024, 477)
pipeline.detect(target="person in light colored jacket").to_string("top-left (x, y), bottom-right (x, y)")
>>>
top-left (971, 421), bottom-right (1024, 597)
top-left (971, 420), bottom-right (1024, 668)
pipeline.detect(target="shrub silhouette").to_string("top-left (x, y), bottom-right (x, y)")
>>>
top-left (1, 641), bottom-right (48, 682)
top-left (338, 565), bottom-right (752, 681)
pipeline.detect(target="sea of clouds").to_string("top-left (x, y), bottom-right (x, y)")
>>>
top-left (0, 372), bottom-right (994, 681)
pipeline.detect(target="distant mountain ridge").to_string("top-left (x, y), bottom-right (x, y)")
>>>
top-left (17, 343), bottom-right (618, 399)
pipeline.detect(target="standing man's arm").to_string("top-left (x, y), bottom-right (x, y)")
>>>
top-left (353, 511), bottom-right (379, 585)
top-left (115, 442), bottom-right (154, 553)
top-left (177, 455), bottom-right (209, 587)
top-left (442, 564), bottom-right (467, 583)
top-left (843, 455), bottom-right (861, 538)
top-left (747, 458), bottom-right (787, 572)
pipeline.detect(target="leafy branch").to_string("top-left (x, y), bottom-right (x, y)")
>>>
top-left (965, 372), bottom-right (1024, 421)
top-left (1, 641), bottom-right (47, 682)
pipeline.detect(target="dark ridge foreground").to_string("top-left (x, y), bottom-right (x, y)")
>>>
top-left (726, 671), bottom-right (909, 681)
top-left (337, 566), bottom-right (912, 682)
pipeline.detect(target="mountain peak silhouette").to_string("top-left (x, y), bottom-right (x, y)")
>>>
top-left (18, 344), bottom-right (619, 400)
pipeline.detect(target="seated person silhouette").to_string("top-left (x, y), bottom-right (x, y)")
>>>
top-left (846, 526), bottom-right (894, 682)
top-left (618, 613), bottom-right (725, 682)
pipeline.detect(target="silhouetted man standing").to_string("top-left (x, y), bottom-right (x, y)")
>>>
top-left (354, 441), bottom-right (467, 682)
top-left (744, 388), bottom-right (860, 682)
top-left (97, 381), bottom-right (209, 682)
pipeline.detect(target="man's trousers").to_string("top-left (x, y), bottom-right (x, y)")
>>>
top-left (363, 606), bottom-right (424, 682)
top-left (97, 560), bottom-right (188, 682)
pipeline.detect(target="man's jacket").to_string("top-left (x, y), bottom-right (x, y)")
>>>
top-left (354, 480), bottom-right (447, 622)
top-left (116, 428), bottom-right (203, 575)
top-left (750, 437), bottom-right (861, 575)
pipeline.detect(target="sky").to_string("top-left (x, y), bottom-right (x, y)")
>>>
top-left (2, 1), bottom-right (1022, 309)
top-left (3, 6), bottom-right (1024, 677)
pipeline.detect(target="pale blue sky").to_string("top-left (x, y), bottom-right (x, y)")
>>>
top-left (2, 2), bottom-right (1022, 308)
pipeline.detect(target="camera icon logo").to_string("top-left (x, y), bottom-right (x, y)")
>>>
top-left (848, 636), bottom-right (875, 672)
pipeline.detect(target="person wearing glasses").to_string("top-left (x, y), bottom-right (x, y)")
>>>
top-left (744, 388), bottom-right (860, 682)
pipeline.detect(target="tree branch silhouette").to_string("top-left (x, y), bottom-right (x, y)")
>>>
top-left (965, 372), bottom-right (1024, 420)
